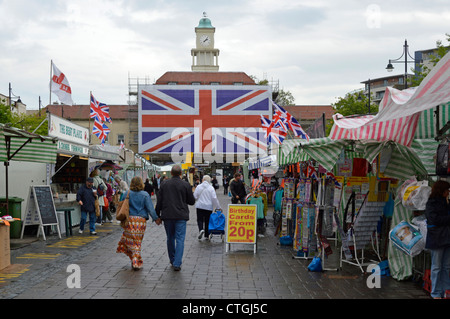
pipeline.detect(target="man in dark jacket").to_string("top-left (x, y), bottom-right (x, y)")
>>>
top-left (230, 173), bottom-right (246, 204)
top-left (76, 177), bottom-right (97, 235)
top-left (424, 180), bottom-right (450, 298)
top-left (156, 165), bottom-right (195, 271)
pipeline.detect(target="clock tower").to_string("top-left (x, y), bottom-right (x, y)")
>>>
top-left (191, 13), bottom-right (219, 72)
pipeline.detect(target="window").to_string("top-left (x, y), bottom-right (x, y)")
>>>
top-left (234, 82), bottom-right (243, 86)
top-left (117, 134), bottom-right (124, 145)
top-left (168, 82), bottom-right (177, 85)
top-left (191, 82), bottom-right (201, 85)
top-left (210, 82), bottom-right (220, 85)
top-left (398, 77), bottom-right (404, 84)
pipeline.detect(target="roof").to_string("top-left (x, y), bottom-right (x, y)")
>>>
top-left (283, 105), bottom-right (335, 120)
top-left (46, 104), bottom-right (130, 120)
top-left (155, 71), bottom-right (256, 85)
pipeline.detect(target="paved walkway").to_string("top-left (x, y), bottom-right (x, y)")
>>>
top-left (0, 190), bottom-right (430, 300)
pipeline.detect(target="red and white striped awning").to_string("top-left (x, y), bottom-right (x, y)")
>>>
top-left (330, 51), bottom-right (450, 147)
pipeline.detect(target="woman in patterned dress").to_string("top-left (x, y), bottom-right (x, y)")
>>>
top-left (116, 176), bottom-right (161, 270)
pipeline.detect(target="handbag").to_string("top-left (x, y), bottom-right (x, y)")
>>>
top-left (116, 191), bottom-right (130, 222)
top-left (95, 199), bottom-right (100, 217)
top-left (103, 197), bottom-right (109, 211)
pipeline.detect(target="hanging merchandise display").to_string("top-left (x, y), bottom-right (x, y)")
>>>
top-left (399, 177), bottom-right (431, 211)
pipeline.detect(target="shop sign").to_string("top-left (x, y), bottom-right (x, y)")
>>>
top-left (225, 204), bottom-right (257, 253)
top-left (48, 114), bottom-right (89, 146)
top-left (48, 114), bottom-right (89, 156)
top-left (89, 148), bottom-right (119, 161)
top-left (248, 155), bottom-right (276, 170)
top-left (57, 140), bottom-right (89, 156)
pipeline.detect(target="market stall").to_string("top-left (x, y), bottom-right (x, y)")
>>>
top-left (47, 113), bottom-right (90, 230)
top-left (0, 123), bottom-right (58, 269)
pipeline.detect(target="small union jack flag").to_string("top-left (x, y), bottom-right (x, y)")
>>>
top-left (92, 117), bottom-right (110, 145)
top-left (90, 93), bottom-right (111, 124)
top-left (273, 102), bottom-right (309, 141)
top-left (260, 115), bottom-right (287, 145)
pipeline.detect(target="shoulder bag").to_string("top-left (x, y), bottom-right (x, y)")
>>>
top-left (116, 191), bottom-right (130, 222)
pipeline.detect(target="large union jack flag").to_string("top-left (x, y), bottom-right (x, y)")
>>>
top-left (138, 86), bottom-right (271, 155)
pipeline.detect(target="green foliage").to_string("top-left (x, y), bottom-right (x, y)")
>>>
top-left (0, 102), bottom-right (48, 135)
top-left (411, 34), bottom-right (450, 87)
top-left (332, 91), bottom-right (378, 116)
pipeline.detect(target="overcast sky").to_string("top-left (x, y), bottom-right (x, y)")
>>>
top-left (1, 0), bottom-right (449, 110)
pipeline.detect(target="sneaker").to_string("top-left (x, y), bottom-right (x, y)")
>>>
top-left (173, 266), bottom-right (181, 271)
top-left (198, 229), bottom-right (204, 239)
top-left (90, 231), bottom-right (97, 235)
top-left (78, 229), bottom-right (83, 234)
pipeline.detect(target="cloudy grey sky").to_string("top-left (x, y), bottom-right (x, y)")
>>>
top-left (1, 0), bottom-right (449, 110)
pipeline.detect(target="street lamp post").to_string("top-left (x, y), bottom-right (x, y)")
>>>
top-left (385, 39), bottom-right (417, 89)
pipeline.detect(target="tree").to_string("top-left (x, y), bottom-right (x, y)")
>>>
top-left (0, 102), bottom-right (48, 135)
top-left (411, 34), bottom-right (450, 87)
top-left (274, 89), bottom-right (295, 106)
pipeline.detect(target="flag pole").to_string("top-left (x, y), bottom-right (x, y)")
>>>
top-left (89, 91), bottom-right (92, 145)
top-left (49, 60), bottom-right (53, 106)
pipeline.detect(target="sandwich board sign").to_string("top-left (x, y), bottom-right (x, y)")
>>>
top-left (225, 204), bottom-right (257, 253)
top-left (21, 186), bottom-right (61, 240)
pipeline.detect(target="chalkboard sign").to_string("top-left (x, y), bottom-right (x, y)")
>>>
top-left (33, 186), bottom-right (58, 225)
top-left (21, 186), bottom-right (61, 240)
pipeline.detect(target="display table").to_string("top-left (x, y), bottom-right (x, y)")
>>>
top-left (55, 205), bottom-right (75, 237)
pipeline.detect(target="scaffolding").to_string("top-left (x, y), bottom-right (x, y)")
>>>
top-left (127, 75), bottom-right (153, 149)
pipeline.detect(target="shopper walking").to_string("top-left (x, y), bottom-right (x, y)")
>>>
top-left (90, 169), bottom-right (107, 225)
top-left (76, 177), bottom-right (97, 235)
top-left (116, 176), bottom-right (161, 270)
top-left (230, 172), bottom-right (246, 204)
top-left (144, 178), bottom-right (154, 197)
top-left (425, 180), bottom-right (450, 299)
top-left (156, 165), bottom-right (195, 271)
top-left (194, 175), bottom-right (222, 240)
top-left (223, 175), bottom-right (229, 195)
top-left (102, 178), bottom-right (114, 223)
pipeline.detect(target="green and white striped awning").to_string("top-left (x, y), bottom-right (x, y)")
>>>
top-left (279, 136), bottom-right (436, 180)
top-left (0, 124), bottom-right (58, 164)
top-left (279, 137), bottom-right (349, 171)
top-left (414, 101), bottom-right (450, 139)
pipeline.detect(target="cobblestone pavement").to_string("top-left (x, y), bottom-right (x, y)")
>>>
top-left (0, 190), bottom-right (430, 301)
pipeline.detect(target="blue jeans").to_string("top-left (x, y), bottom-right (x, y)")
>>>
top-left (163, 220), bottom-right (187, 268)
top-left (430, 246), bottom-right (450, 298)
top-left (80, 211), bottom-right (96, 232)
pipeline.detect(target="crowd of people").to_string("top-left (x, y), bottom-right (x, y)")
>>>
top-left (77, 166), bottom-right (244, 272)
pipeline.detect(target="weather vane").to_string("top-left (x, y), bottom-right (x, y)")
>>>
top-left (203, 12), bottom-right (208, 18)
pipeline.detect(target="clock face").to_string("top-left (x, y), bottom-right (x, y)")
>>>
top-left (199, 34), bottom-right (211, 47)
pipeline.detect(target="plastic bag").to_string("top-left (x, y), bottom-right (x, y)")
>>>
top-left (307, 257), bottom-right (323, 272)
top-left (389, 220), bottom-right (424, 257)
top-left (399, 178), bottom-right (431, 210)
top-left (279, 235), bottom-right (293, 246)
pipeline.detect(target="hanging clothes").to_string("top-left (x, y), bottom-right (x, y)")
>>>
top-left (246, 194), bottom-right (265, 219)
top-left (273, 188), bottom-right (284, 212)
